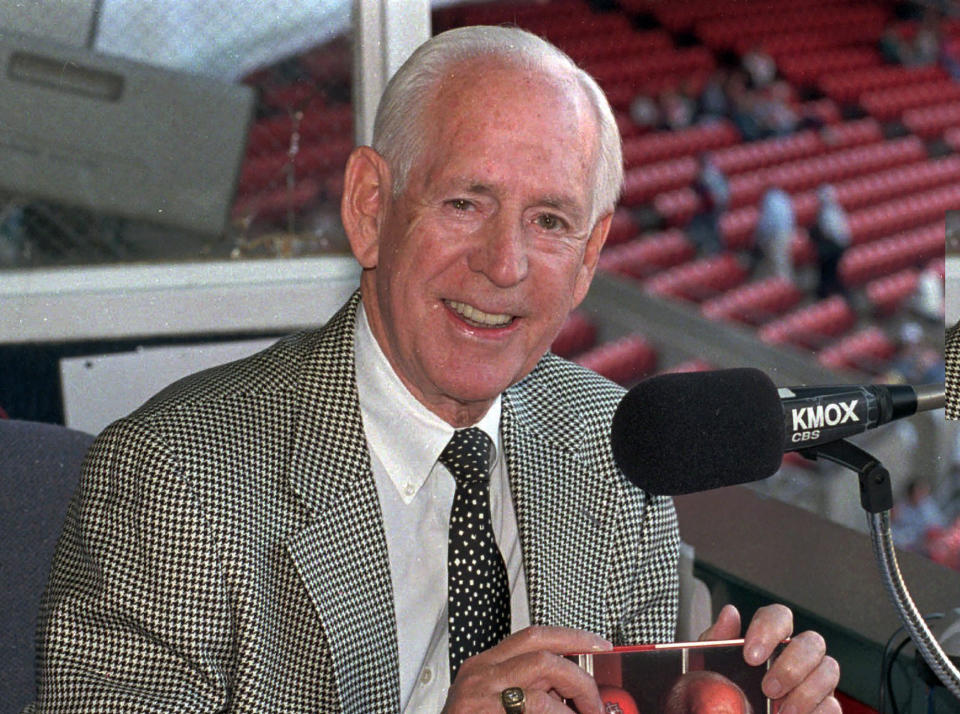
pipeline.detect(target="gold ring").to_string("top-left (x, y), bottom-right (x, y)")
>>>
top-left (500, 686), bottom-right (525, 714)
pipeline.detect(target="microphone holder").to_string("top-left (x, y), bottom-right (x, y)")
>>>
top-left (801, 438), bottom-right (960, 700)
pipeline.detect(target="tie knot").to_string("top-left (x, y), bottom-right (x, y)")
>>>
top-left (439, 427), bottom-right (493, 485)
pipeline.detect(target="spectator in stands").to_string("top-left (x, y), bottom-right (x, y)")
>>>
top-left (753, 187), bottom-right (795, 281)
top-left (942, 34), bottom-right (960, 80)
top-left (754, 81), bottom-right (798, 138)
top-left (629, 92), bottom-right (661, 132)
top-left (809, 184), bottom-right (851, 299)
top-left (892, 477), bottom-right (948, 553)
top-left (879, 25), bottom-right (911, 64)
top-left (890, 322), bottom-right (945, 384)
top-left (881, 11), bottom-right (943, 67)
top-left (660, 87), bottom-right (696, 131)
top-left (726, 70), bottom-right (764, 142)
top-left (910, 12), bottom-right (942, 66)
top-left (911, 265), bottom-right (944, 323)
top-left (697, 68), bottom-right (730, 122)
top-left (741, 46), bottom-right (776, 90)
top-left (689, 153), bottom-right (729, 255)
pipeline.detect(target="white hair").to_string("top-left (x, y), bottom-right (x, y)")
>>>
top-left (371, 25), bottom-right (623, 224)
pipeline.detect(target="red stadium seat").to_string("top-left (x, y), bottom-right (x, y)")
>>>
top-left (622, 121), bottom-right (739, 168)
top-left (562, 30), bottom-right (673, 64)
top-left (818, 64), bottom-right (945, 105)
top-left (902, 101), bottom-right (960, 139)
top-left (551, 311), bottom-right (598, 358)
top-left (586, 47), bottom-right (715, 88)
top-left (710, 130), bottom-right (823, 175)
top-left (835, 156), bottom-right (960, 212)
top-left (725, 136), bottom-right (927, 210)
top-left (864, 269), bottom-right (920, 316)
top-left (758, 296), bottom-right (856, 349)
top-left (839, 222), bottom-right (944, 286)
top-left (660, 358), bottom-right (715, 374)
top-left (817, 327), bottom-right (896, 373)
top-left (860, 80), bottom-right (960, 121)
top-left (819, 117), bottom-right (884, 149)
top-left (605, 208), bottom-right (640, 247)
top-left (777, 47), bottom-right (882, 86)
top-left (653, 188), bottom-right (701, 227)
top-left (945, 126), bottom-right (960, 153)
top-left (598, 230), bottom-right (696, 280)
top-left (574, 335), bottom-right (658, 386)
top-left (645, 254), bottom-right (748, 302)
top-left (701, 276), bottom-right (804, 325)
top-left (846, 187), bottom-right (960, 245)
top-left (621, 157), bottom-right (698, 207)
top-left (699, 5), bottom-right (886, 53)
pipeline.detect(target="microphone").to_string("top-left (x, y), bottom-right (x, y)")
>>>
top-left (779, 382), bottom-right (943, 450)
top-left (611, 368), bottom-right (944, 496)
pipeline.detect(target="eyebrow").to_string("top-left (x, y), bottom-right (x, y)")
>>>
top-left (455, 180), bottom-right (588, 220)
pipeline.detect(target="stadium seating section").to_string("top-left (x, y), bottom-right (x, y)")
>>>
top-left (234, 0), bottom-right (955, 386)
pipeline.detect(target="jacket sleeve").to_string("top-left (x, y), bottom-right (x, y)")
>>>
top-left (946, 323), bottom-right (960, 420)
top-left (33, 417), bottom-right (233, 713)
top-left (609, 490), bottom-right (680, 646)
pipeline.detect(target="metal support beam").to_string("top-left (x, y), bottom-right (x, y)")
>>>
top-left (352, 0), bottom-right (430, 146)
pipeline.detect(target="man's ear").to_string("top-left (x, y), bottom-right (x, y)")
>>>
top-left (341, 146), bottom-right (391, 269)
top-left (571, 211), bottom-right (613, 308)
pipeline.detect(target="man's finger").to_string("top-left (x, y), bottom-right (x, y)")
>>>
top-left (763, 632), bottom-right (834, 701)
top-left (743, 603), bottom-right (793, 665)
top-left (812, 695), bottom-right (843, 714)
top-left (473, 625), bottom-right (611, 665)
top-left (699, 603), bottom-right (741, 641)
top-left (767, 655), bottom-right (840, 714)
top-left (451, 647), bottom-right (602, 714)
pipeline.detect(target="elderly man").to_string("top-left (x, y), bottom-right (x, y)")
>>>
top-left (31, 26), bottom-right (839, 714)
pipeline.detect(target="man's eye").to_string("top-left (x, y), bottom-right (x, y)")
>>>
top-left (449, 199), bottom-right (473, 211)
top-left (536, 214), bottom-right (564, 230)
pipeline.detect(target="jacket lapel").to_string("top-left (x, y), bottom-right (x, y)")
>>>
top-left (284, 293), bottom-right (401, 713)
top-left (502, 362), bottom-right (624, 639)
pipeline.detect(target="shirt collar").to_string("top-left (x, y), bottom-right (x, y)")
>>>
top-left (354, 300), bottom-right (502, 503)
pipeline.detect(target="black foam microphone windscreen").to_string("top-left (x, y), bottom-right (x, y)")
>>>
top-left (611, 368), bottom-right (786, 496)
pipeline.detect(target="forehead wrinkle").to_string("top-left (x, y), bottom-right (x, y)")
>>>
top-left (540, 194), bottom-right (587, 217)
top-left (415, 61), bottom-right (598, 217)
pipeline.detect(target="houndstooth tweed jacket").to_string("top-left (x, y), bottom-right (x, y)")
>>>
top-left (947, 322), bottom-right (959, 420)
top-left (30, 292), bottom-right (679, 713)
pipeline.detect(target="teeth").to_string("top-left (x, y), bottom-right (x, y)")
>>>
top-left (446, 300), bottom-right (513, 327)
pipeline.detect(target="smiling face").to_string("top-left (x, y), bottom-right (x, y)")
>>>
top-left (343, 58), bottom-right (612, 426)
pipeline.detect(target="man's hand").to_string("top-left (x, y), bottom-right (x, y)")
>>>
top-left (442, 626), bottom-right (610, 714)
top-left (701, 604), bottom-right (841, 714)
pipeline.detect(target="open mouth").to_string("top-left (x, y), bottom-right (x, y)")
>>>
top-left (445, 299), bottom-right (514, 328)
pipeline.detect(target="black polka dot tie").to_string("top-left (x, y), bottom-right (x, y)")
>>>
top-left (441, 427), bottom-right (511, 682)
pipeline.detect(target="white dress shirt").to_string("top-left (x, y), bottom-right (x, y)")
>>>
top-left (354, 303), bottom-right (530, 712)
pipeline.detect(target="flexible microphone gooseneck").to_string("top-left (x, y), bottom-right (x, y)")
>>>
top-left (609, 368), bottom-right (958, 697)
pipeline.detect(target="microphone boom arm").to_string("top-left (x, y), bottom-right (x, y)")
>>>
top-left (801, 439), bottom-right (960, 699)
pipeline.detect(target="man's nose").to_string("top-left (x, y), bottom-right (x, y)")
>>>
top-left (468, 215), bottom-right (529, 287)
